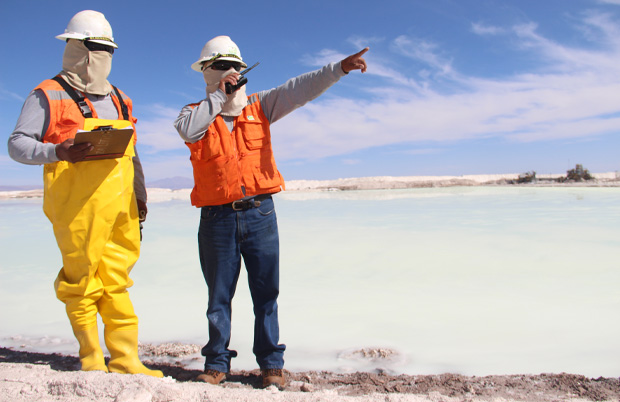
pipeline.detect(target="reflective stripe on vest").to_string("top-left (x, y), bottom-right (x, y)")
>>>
top-left (186, 94), bottom-right (285, 207)
top-left (35, 78), bottom-right (137, 145)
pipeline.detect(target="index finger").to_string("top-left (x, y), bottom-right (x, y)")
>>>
top-left (355, 47), bottom-right (370, 57)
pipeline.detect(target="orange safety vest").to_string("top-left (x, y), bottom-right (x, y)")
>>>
top-left (35, 77), bottom-right (137, 145)
top-left (186, 94), bottom-right (285, 207)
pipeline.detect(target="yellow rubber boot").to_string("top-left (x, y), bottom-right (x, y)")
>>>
top-left (73, 325), bottom-right (108, 372)
top-left (104, 328), bottom-right (163, 377)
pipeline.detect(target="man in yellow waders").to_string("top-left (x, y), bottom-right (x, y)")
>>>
top-left (7, 10), bottom-right (162, 377)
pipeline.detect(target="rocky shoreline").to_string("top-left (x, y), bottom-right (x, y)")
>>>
top-left (1, 345), bottom-right (619, 402)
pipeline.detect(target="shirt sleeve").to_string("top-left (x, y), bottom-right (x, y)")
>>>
top-left (132, 147), bottom-right (147, 202)
top-left (174, 89), bottom-right (228, 143)
top-left (7, 89), bottom-right (59, 165)
top-left (258, 61), bottom-right (346, 125)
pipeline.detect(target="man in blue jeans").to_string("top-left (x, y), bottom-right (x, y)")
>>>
top-left (174, 35), bottom-right (368, 388)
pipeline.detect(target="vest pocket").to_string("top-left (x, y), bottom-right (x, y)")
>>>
top-left (189, 131), bottom-right (222, 161)
top-left (239, 119), bottom-right (268, 150)
top-left (191, 161), bottom-right (229, 204)
top-left (250, 162), bottom-right (282, 190)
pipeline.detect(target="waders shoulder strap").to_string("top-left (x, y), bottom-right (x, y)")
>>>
top-left (111, 86), bottom-right (129, 121)
top-left (51, 77), bottom-right (130, 121)
top-left (51, 76), bottom-right (93, 118)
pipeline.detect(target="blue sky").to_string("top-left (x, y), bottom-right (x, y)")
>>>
top-left (2, 0), bottom-right (619, 187)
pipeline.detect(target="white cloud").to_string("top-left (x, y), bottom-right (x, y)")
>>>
top-left (272, 69), bottom-right (620, 160)
top-left (471, 23), bottom-right (506, 36)
top-left (392, 35), bottom-right (455, 78)
top-left (270, 12), bottom-right (620, 161)
top-left (402, 148), bottom-right (443, 156)
top-left (302, 49), bottom-right (348, 68)
top-left (0, 87), bottom-right (25, 102)
top-left (598, 0), bottom-right (620, 5)
top-left (138, 10), bottom-right (620, 170)
top-left (347, 35), bottom-right (383, 51)
top-left (135, 104), bottom-right (186, 153)
top-left (142, 154), bottom-right (192, 183)
top-left (511, 14), bottom-right (620, 72)
top-left (581, 10), bottom-right (620, 44)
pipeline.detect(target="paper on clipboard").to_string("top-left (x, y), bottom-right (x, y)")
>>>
top-left (73, 127), bottom-right (134, 160)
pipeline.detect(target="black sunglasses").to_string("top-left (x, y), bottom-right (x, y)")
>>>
top-left (209, 60), bottom-right (242, 72)
top-left (84, 40), bottom-right (115, 54)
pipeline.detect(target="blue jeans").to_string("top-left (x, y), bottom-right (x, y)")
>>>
top-left (198, 195), bottom-right (285, 372)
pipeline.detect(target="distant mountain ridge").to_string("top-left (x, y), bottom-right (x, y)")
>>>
top-left (0, 185), bottom-right (42, 191)
top-left (0, 178), bottom-right (195, 191)
top-left (147, 176), bottom-right (194, 190)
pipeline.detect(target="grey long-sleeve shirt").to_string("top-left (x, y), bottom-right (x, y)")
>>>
top-left (175, 61), bottom-right (346, 143)
top-left (7, 87), bottom-right (147, 201)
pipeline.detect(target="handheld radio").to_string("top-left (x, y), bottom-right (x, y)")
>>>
top-left (225, 62), bottom-right (260, 94)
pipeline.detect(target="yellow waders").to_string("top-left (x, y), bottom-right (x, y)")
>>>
top-left (44, 118), bottom-right (162, 377)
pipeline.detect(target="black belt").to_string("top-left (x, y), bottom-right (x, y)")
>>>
top-left (223, 194), bottom-right (271, 211)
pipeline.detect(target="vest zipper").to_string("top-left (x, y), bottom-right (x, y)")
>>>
top-left (231, 128), bottom-right (245, 197)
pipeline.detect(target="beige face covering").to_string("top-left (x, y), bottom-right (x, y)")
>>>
top-left (203, 66), bottom-right (247, 117)
top-left (59, 39), bottom-right (113, 96)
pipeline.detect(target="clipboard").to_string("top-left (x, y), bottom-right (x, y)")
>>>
top-left (73, 128), bottom-right (134, 160)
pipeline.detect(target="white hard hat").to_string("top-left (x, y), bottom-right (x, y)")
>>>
top-left (56, 10), bottom-right (117, 48)
top-left (191, 35), bottom-right (247, 72)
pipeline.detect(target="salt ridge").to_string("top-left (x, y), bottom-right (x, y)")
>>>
top-left (1, 172), bottom-right (618, 201)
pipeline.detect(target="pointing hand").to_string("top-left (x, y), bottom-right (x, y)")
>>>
top-left (341, 47), bottom-right (369, 73)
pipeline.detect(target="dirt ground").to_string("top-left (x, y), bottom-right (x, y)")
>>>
top-left (2, 346), bottom-right (619, 402)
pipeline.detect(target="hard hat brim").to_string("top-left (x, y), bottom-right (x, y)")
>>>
top-left (56, 33), bottom-right (118, 48)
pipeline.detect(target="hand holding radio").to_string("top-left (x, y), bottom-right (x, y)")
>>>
top-left (225, 76), bottom-right (248, 94)
top-left (222, 62), bottom-right (260, 94)
top-left (219, 74), bottom-right (240, 94)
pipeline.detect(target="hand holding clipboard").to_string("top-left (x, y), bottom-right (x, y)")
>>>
top-left (73, 127), bottom-right (133, 160)
top-left (55, 126), bottom-right (133, 163)
top-left (73, 126), bottom-right (134, 161)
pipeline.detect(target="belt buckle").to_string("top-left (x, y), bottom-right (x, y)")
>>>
top-left (231, 200), bottom-right (245, 211)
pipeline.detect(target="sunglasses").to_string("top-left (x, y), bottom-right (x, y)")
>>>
top-left (208, 60), bottom-right (242, 72)
top-left (84, 40), bottom-right (115, 55)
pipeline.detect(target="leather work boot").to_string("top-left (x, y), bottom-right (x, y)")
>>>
top-left (262, 368), bottom-right (286, 389)
top-left (196, 369), bottom-right (226, 385)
